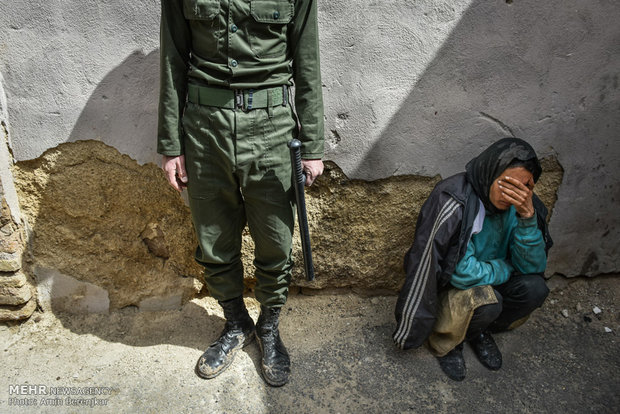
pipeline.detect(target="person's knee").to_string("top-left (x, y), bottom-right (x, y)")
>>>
top-left (474, 293), bottom-right (504, 326)
top-left (471, 292), bottom-right (503, 329)
top-left (465, 294), bottom-right (503, 340)
top-left (521, 274), bottom-right (549, 309)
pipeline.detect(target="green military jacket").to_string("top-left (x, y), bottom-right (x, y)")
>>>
top-left (158, 0), bottom-right (324, 159)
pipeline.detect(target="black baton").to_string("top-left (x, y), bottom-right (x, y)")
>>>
top-left (288, 139), bottom-right (315, 281)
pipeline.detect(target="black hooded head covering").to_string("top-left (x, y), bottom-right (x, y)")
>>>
top-left (465, 137), bottom-right (542, 215)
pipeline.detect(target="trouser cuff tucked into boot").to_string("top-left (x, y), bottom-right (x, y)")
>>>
top-left (256, 305), bottom-right (290, 387)
top-left (196, 296), bottom-right (255, 379)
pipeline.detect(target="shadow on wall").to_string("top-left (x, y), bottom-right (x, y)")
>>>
top-left (7, 1), bottom-right (591, 359)
top-left (350, 0), bottom-right (617, 179)
top-left (13, 140), bottom-right (205, 313)
top-left (344, 0), bottom-right (619, 276)
top-left (68, 49), bottom-right (161, 166)
top-left (12, 138), bottom-right (219, 349)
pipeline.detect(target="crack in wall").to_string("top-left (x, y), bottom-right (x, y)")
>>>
top-left (478, 111), bottom-right (515, 137)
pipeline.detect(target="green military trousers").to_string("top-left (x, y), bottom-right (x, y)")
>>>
top-left (182, 99), bottom-right (297, 307)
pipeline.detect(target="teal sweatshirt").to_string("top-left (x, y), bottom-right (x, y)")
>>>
top-left (451, 205), bottom-right (547, 290)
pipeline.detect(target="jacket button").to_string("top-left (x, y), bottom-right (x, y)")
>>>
top-left (273, 11), bottom-right (280, 19)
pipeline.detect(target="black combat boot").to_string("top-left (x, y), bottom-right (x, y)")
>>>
top-left (469, 331), bottom-right (502, 371)
top-left (437, 343), bottom-right (466, 381)
top-left (256, 305), bottom-right (290, 387)
top-left (196, 296), bottom-right (255, 379)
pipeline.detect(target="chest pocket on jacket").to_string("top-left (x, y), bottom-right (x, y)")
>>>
top-left (249, 0), bottom-right (294, 58)
top-left (184, 0), bottom-right (221, 57)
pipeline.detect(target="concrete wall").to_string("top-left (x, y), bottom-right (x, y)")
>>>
top-left (0, 1), bottom-right (160, 165)
top-left (0, 0), bottom-right (619, 279)
top-left (1, 74), bottom-right (37, 321)
top-left (0, 73), bottom-right (22, 224)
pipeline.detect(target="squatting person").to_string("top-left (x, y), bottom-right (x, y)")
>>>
top-left (157, 0), bottom-right (324, 386)
top-left (393, 138), bottom-right (552, 381)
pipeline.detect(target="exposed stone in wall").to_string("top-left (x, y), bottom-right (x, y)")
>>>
top-left (14, 141), bottom-right (203, 311)
top-left (2, 0), bottom-right (619, 281)
top-left (13, 141), bottom-right (562, 312)
top-left (0, 101), bottom-right (37, 321)
top-left (0, 202), bottom-right (23, 273)
top-left (0, 300), bottom-right (36, 321)
top-left (295, 164), bottom-right (440, 292)
top-left (0, 196), bottom-right (36, 320)
top-left (534, 156), bottom-right (564, 223)
top-left (295, 156), bottom-right (563, 293)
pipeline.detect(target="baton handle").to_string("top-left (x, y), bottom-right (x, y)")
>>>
top-left (288, 139), bottom-right (315, 281)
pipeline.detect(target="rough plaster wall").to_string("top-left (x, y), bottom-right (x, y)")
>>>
top-left (299, 164), bottom-right (440, 292)
top-left (298, 156), bottom-right (562, 292)
top-left (0, 75), bottom-right (23, 267)
top-left (0, 75), bottom-right (37, 320)
top-left (0, 0), bottom-right (160, 165)
top-left (12, 141), bottom-right (562, 308)
top-left (319, 0), bottom-right (620, 276)
top-left (14, 141), bottom-right (202, 310)
top-left (0, 0), bottom-right (618, 277)
top-left (0, 74), bottom-right (22, 224)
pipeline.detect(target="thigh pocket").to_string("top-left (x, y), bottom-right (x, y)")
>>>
top-left (258, 106), bottom-right (297, 171)
top-left (249, 0), bottom-right (294, 58)
top-left (182, 103), bottom-right (216, 200)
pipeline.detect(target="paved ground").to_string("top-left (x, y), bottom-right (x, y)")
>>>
top-left (0, 275), bottom-right (618, 413)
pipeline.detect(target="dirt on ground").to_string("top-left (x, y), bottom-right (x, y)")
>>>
top-left (0, 274), bottom-right (618, 414)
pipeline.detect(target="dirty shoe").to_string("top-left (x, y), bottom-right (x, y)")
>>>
top-left (256, 305), bottom-right (290, 387)
top-left (196, 296), bottom-right (255, 379)
top-left (469, 332), bottom-right (502, 371)
top-left (437, 343), bottom-right (466, 381)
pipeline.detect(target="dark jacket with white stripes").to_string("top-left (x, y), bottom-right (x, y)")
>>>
top-left (393, 172), bottom-right (552, 350)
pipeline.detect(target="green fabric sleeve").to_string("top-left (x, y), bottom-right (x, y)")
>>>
top-left (157, 0), bottom-right (190, 156)
top-left (289, 0), bottom-right (324, 159)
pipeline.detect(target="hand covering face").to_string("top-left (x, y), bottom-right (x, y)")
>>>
top-left (465, 138), bottom-right (541, 215)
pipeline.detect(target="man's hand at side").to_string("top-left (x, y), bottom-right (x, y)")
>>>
top-left (162, 155), bottom-right (188, 192)
top-left (301, 159), bottom-right (324, 187)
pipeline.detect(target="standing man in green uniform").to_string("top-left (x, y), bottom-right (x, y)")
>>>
top-left (157, 0), bottom-right (324, 387)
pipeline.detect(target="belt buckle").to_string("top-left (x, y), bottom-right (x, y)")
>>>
top-left (234, 89), bottom-right (244, 110)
